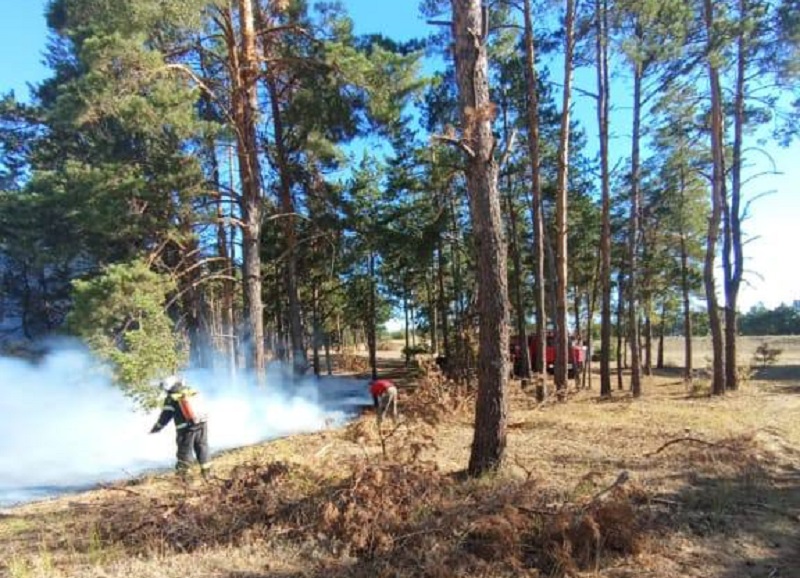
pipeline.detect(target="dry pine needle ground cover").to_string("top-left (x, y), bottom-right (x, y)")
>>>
top-left (2, 340), bottom-right (800, 578)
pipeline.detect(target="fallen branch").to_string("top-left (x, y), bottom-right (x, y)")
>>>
top-left (98, 483), bottom-right (145, 497)
top-left (744, 502), bottom-right (800, 522)
top-left (588, 470), bottom-right (630, 505)
top-left (395, 527), bottom-right (447, 544)
top-left (378, 420), bottom-right (405, 459)
top-left (518, 505), bottom-right (559, 517)
top-left (650, 497), bottom-right (681, 507)
top-left (644, 437), bottom-right (721, 457)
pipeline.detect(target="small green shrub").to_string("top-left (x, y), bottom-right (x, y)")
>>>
top-left (66, 259), bottom-right (186, 409)
top-left (403, 344), bottom-right (429, 358)
top-left (753, 341), bottom-right (782, 369)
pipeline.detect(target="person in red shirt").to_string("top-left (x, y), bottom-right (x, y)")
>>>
top-left (369, 378), bottom-right (398, 424)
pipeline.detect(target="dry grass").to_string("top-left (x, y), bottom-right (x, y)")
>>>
top-left (660, 335), bottom-right (800, 368)
top-left (2, 341), bottom-right (800, 578)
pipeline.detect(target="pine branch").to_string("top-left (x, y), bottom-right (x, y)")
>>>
top-left (432, 134), bottom-right (475, 158)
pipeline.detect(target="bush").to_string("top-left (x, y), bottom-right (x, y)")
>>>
top-left (66, 260), bottom-right (185, 409)
top-left (591, 344), bottom-right (617, 362)
top-left (403, 344), bottom-right (429, 358)
top-left (753, 341), bottom-right (782, 368)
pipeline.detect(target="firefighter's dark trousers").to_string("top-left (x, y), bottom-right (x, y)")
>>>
top-left (175, 422), bottom-right (210, 475)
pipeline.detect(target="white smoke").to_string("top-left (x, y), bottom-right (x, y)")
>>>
top-left (0, 342), bottom-right (370, 507)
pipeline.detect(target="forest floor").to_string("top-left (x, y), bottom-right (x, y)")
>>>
top-left (2, 343), bottom-right (800, 578)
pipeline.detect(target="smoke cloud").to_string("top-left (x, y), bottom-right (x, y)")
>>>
top-left (0, 342), bottom-right (370, 507)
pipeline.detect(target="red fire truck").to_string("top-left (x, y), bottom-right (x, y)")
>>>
top-left (510, 332), bottom-right (586, 379)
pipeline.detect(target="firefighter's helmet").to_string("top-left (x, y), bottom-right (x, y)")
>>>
top-left (160, 375), bottom-right (184, 393)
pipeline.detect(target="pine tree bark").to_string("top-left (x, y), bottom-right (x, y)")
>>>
top-left (554, 0), bottom-right (576, 396)
top-left (264, 69), bottom-right (307, 376)
top-left (628, 36), bottom-right (643, 398)
top-left (230, 0), bottom-right (265, 374)
top-left (523, 0), bottom-right (547, 392)
top-left (643, 301), bottom-right (653, 375)
top-left (503, 97), bottom-right (530, 380)
top-left (428, 263), bottom-right (438, 354)
top-left (657, 299), bottom-right (666, 369)
top-left (450, 0), bottom-right (509, 476)
top-left (437, 241), bottom-right (451, 359)
top-left (368, 251), bottom-right (378, 381)
top-left (679, 169), bottom-right (693, 383)
top-left (616, 270), bottom-right (625, 390)
top-left (723, 0), bottom-right (747, 391)
top-left (595, 0), bottom-right (613, 397)
top-left (703, 0), bottom-right (726, 396)
top-left (312, 284), bottom-right (321, 376)
top-left (404, 286), bottom-right (410, 367)
top-left (199, 51), bottom-right (237, 373)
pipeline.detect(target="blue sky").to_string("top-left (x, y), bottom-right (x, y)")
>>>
top-left (1, 0), bottom-right (797, 311)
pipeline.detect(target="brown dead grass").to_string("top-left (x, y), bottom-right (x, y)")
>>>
top-left (2, 348), bottom-right (800, 578)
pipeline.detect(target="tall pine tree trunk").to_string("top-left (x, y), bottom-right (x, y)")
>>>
top-left (199, 51), bottom-right (237, 373)
top-left (261, 53), bottom-right (307, 376)
top-left (657, 298), bottom-right (666, 370)
top-left (643, 300), bottom-right (653, 375)
top-left (206, 136), bottom-right (236, 372)
top-left (233, 0), bottom-right (265, 374)
top-left (703, 0), bottom-right (726, 396)
top-left (437, 241), bottom-right (451, 360)
top-left (724, 0), bottom-right (747, 391)
top-left (554, 0), bottom-right (576, 396)
top-left (523, 0), bottom-right (547, 393)
top-left (679, 170), bottom-right (693, 383)
top-left (616, 271), bottom-right (625, 390)
top-left (628, 45), bottom-right (643, 398)
top-left (596, 0), bottom-right (612, 397)
top-left (503, 97), bottom-right (531, 381)
top-left (312, 284), bottom-right (321, 377)
top-left (368, 251), bottom-right (378, 380)
top-left (450, 0), bottom-right (509, 476)
top-left (428, 263), bottom-right (438, 354)
top-left (404, 286), bottom-right (410, 367)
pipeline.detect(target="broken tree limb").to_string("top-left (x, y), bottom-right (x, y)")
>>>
top-left (431, 134), bottom-right (476, 158)
top-left (588, 470), bottom-right (630, 505)
top-left (645, 437), bottom-right (721, 457)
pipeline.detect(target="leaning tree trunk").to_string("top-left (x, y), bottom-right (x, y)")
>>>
top-left (596, 0), bottom-right (613, 398)
top-left (450, 0), bottom-right (509, 477)
top-left (554, 0), bottom-right (576, 397)
top-left (703, 0), bottom-right (726, 396)
top-left (523, 0), bottom-right (547, 395)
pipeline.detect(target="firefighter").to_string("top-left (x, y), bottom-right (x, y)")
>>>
top-left (369, 378), bottom-right (398, 425)
top-left (149, 375), bottom-right (211, 480)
